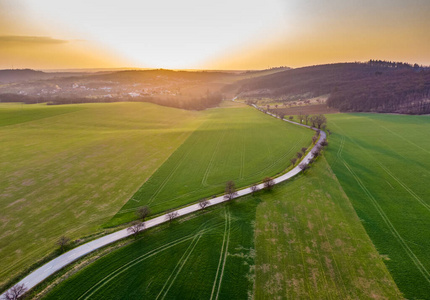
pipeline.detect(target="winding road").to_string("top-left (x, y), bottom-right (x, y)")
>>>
top-left (1, 102), bottom-right (326, 298)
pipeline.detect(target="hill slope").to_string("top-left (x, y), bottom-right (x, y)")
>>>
top-left (238, 62), bottom-right (430, 114)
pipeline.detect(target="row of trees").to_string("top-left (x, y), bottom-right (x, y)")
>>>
top-left (296, 114), bottom-right (327, 129)
top-left (367, 60), bottom-right (423, 70)
top-left (269, 109), bottom-right (328, 130)
top-left (299, 136), bottom-right (328, 172)
top-left (224, 177), bottom-right (276, 201)
top-left (126, 176), bottom-right (282, 238)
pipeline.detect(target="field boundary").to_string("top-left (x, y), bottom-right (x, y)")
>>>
top-left (1, 101), bottom-right (326, 298)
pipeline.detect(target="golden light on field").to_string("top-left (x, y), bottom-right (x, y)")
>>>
top-left (0, 0), bottom-right (429, 69)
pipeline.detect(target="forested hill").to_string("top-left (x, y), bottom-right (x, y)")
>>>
top-left (0, 69), bottom-right (50, 83)
top-left (237, 62), bottom-right (430, 114)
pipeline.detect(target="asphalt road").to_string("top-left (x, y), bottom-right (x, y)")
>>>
top-left (1, 102), bottom-right (326, 298)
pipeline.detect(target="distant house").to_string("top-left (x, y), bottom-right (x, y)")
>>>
top-left (128, 92), bottom-right (140, 97)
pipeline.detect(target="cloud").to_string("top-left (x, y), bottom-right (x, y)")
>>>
top-left (0, 35), bottom-right (68, 45)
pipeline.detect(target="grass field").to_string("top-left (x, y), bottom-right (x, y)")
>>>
top-left (43, 154), bottom-right (401, 299)
top-left (109, 104), bottom-right (313, 225)
top-left (43, 199), bottom-right (259, 300)
top-left (0, 103), bottom-right (86, 127)
top-left (325, 113), bottom-right (430, 299)
top-left (0, 102), bottom-right (204, 286)
top-left (1, 101), bottom-right (312, 287)
top-left (254, 157), bottom-right (401, 299)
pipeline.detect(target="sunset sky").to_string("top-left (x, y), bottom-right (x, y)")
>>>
top-left (1, 0), bottom-right (429, 70)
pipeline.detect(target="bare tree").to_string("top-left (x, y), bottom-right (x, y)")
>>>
top-left (299, 163), bottom-right (310, 173)
top-left (315, 129), bottom-right (321, 136)
top-left (127, 221), bottom-right (144, 238)
top-left (312, 136), bottom-right (318, 144)
top-left (314, 114), bottom-right (327, 129)
top-left (312, 149), bottom-right (320, 157)
top-left (310, 115), bottom-right (317, 128)
top-left (136, 206), bottom-right (151, 222)
top-left (290, 157), bottom-right (297, 166)
top-left (296, 152), bottom-right (303, 159)
top-left (198, 198), bottom-right (209, 210)
top-left (321, 139), bottom-right (328, 147)
top-left (301, 147), bottom-right (307, 154)
top-left (3, 284), bottom-right (27, 300)
top-left (166, 210), bottom-right (179, 222)
top-left (298, 112), bottom-right (304, 124)
top-left (224, 180), bottom-right (238, 201)
top-left (250, 184), bottom-right (259, 195)
top-left (263, 177), bottom-right (275, 190)
top-left (304, 114), bottom-right (310, 125)
top-left (56, 236), bottom-right (70, 253)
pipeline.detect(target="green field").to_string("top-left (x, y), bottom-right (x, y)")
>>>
top-left (43, 154), bottom-right (401, 299)
top-left (0, 103), bottom-right (86, 127)
top-left (44, 199), bottom-right (259, 300)
top-left (0, 102), bottom-right (204, 285)
top-left (1, 101), bottom-right (313, 287)
top-left (109, 104), bottom-right (313, 225)
top-left (325, 113), bottom-right (430, 299)
top-left (254, 157), bottom-right (401, 299)
top-left (6, 103), bottom-right (423, 299)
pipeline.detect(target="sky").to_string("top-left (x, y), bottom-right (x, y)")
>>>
top-left (0, 0), bottom-right (429, 70)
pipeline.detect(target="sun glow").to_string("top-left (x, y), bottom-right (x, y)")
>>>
top-left (1, 0), bottom-right (429, 69)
